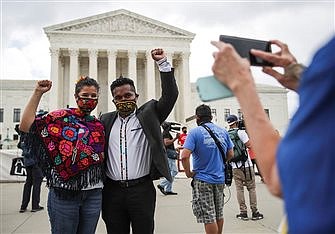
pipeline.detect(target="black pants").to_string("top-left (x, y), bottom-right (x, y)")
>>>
top-left (20, 165), bottom-right (43, 209)
top-left (102, 178), bottom-right (156, 234)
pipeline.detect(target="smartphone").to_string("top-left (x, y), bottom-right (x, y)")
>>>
top-left (219, 35), bottom-right (273, 66)
top-left (196, 75), bottom-right (233, 102)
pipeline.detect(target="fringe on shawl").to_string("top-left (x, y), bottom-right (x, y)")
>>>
top-left (26, 125), bottom-right (105, 197)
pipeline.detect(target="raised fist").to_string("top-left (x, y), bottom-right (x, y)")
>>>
top-left (36, 80), bottom-right (52, 94)
top-left (151, 48), bottom-right (166, 61)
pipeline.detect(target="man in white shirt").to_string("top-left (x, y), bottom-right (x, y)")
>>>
top-left (100, 48), bottom-right (178, 234)
top-left (226, 115), bottom-right (264, 221)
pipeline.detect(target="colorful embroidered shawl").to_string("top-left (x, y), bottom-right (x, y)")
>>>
top-left (35, 108), bottom-right (105, 182)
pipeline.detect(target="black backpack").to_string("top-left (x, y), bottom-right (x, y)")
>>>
top-left (228, 129), bottom-right (248, 163)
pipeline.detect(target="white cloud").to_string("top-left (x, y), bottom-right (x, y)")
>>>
top-left (3, 47), bottom-right (34, 79)
top-left (3, 37), bottom-right (50, 80)
top-left (188, 3), bottom-right (334, 83)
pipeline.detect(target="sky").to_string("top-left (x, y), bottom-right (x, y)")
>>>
top-left (1, 0), bottom-right (334, 115)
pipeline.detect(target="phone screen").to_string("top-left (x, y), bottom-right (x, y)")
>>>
top-left (219, 35), bottom-right (273, 66)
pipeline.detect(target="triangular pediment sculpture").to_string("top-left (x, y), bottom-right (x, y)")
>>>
top-left (44, 9), bottom-right (195, 38)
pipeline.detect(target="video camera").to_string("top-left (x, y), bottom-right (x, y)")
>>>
top-left (161, 121), bottom-right (181, 133)
top-left (238, 119), bottom-right (246, 130)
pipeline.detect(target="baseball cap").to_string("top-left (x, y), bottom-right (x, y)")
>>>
top-left (226, 115), bottom-right (238, 125)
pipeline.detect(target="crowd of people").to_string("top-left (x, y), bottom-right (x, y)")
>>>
top-left (15, 33), bottom-right (335, 234)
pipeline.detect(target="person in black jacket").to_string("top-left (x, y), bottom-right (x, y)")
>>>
top-left (17, 115), bottom-right (44, 213)
top-left (157, 123), bottom-right (179, 195)
top-left (100, 48), bottom-right (178, 234)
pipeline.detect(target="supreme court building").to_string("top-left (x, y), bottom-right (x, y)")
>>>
top-left (44, 9), bottom-right (195, 121)
top-left (1, 9), bottom-right (289, 146)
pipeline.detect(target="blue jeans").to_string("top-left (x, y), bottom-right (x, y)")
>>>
top-left (47, 188), bottom-right (102, 234)
top-left (159, 158), bottom-right (178, 192)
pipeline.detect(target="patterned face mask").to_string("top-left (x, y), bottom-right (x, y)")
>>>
top-left (115, 100), bottom-right (137, 116)
top-left (76, 97), bottom-right (98, 113)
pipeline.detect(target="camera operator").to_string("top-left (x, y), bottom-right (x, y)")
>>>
top-left (157, 122), bottom-right (180, 195)
top-left (226, 115), bottom-right (264, 221)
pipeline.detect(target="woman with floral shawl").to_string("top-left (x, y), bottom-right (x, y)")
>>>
top-left (19, 77), bottom-right (105, 234)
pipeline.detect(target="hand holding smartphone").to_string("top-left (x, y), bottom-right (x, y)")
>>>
top-left (219, 35), bottom-right (273, 66)
top-left (196, 35), bottom-right (273, 102)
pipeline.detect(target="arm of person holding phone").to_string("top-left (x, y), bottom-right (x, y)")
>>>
top-left (210, 40), bottom-right (300, 197)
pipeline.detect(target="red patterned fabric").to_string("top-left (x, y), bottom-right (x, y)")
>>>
top-left (35, 108), bottom-right (105, 181)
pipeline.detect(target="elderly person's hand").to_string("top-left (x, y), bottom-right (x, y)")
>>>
top-left (251, 40), bottom-right (301, 91)
top-left (211, 41), bottom-right (254, 94)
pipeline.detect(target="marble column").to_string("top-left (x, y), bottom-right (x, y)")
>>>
top-left (166, 52), bottom-right (175, 121)
top-left (69, 48), bottom-right (79, 108)
top-left (107, 50), bottom-right (117, 111)
top-left (181, 52), bottom-right (191, 123)
top-left (128, 50), bottom-right (137, 89)
top-left (49, 47), bottom-right (60, 110)
top-left (166, 52), bottom-right (173, 65)
top-left (88, 49), bottom-right (99, 116)
top-left (88, 49), bottom-right (98, 79)
top-left (145, 51), bottom-right (155, 100)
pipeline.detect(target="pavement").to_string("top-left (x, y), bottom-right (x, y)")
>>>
top-left (0, 174), bottom-right (284, 234)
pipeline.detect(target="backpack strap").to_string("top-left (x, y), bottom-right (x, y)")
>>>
top-left (201, 123), bottom-right (233, 186)
top-left (200, 123), bottom-right (227, 163)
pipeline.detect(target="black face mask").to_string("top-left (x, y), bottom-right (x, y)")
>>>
top-left (183, 130), bottom-right (187, 134)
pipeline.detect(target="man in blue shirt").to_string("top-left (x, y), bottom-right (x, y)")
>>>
top-left (181, 104), bottom-right (233, 234)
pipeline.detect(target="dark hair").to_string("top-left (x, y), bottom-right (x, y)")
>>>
top-left (182, 126), bottom-right (187, 131)
top-left (110, 77), bottom-right (136, 95)
top-left (75, 76), bottom-right (100, 95)
top-left (36, 110), bottom-right (48, 119)
top-left (15, 124), bottom-right (20, 135)
top-left (196, 104), bottom-right (212, 122)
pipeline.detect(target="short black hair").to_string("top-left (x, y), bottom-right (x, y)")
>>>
top-left (196, 104), bottom-right (212, 117)
top-left (75, 76), bottom-right (100, 95)
top-left (110, 77), bottom-right (136, 95)
top-left (196, 104), bottom-right (212, 122)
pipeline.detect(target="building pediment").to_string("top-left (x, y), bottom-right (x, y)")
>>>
top-left (44, 9), bottom-right (195, 39)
